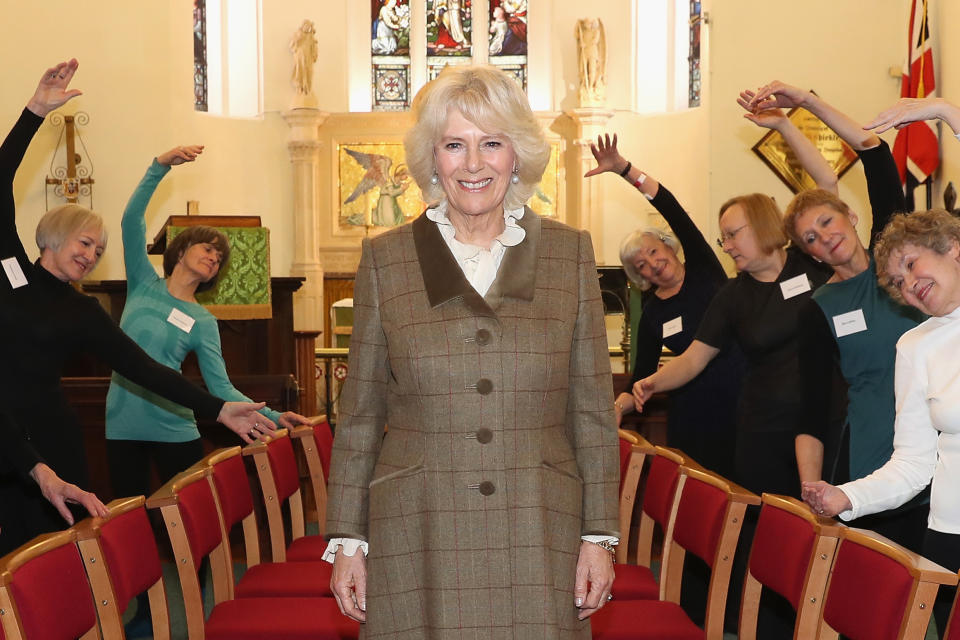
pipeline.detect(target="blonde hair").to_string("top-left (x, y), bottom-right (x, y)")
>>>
top-left (404, 65), bottom-right (551, 209)
top-left (718, 193), bottom-right (787, 254)
top-left (874, 209), bottom-right (960, 303)
top-left (36, 204), bottom-right (107, 252)
top-left (783, 189), bottom-right (853, 246)
top-left (619, 228), bottom-right (682, 291)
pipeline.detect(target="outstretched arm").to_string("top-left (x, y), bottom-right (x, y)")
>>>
top-left (632, 339), bottom-right (719, 411)
top-left (25, 59), bottom-right (83, 118)
top-left (865, 97), bottom-right (960, 136)
top-left (738, 88), bottom-right (838, 193)
top-left (584, 133), bottom-right (660, 200)
top-left (30, 462), bottom-right (109, 525)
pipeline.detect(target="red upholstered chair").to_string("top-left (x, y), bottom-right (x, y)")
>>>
top-left (198, 446), bottom-right (334, 599)
top-left (612, 445), bottom-right (687, 600)
top-left (0, 529), bottom-right (100, 640)
top-left (146, 465), bottom-right (357, 639)
top-left (817, 527), bottom-right (958, 640)
top-left (616, 428), bottom-right (655, 564)
top-left (244, 429), bottom-right (327, 562)
top-left (74, 496), bottom-right (172, 640)
top-left (290, 416), bottom-right (333, 536)
top-left (737, 494), bottom-right (842, 640)
top-left (592, 465), bottom-right (760, 640)
top-left (946, 579), bottom-right (960, 640)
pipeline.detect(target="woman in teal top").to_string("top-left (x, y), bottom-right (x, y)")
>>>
top-left (105, 145), bottom-right (308, 501)
top-left (750, 82), bottom-right (929, 552)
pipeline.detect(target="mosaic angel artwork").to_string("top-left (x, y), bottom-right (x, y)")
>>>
top-left (340, 144), bottom-right (423, 227)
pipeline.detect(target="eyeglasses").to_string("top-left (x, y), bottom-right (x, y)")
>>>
top-left (716, 224), bottom-right (748, 248)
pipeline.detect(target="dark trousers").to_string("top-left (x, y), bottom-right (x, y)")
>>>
top-left (106, 438), bottom-right (204, 499)
top-left (921, 529), bottom-right (960, 635)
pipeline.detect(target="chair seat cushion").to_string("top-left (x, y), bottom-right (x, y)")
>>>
top-left (591, 600), bottom-right (703, 640)
top-left (207, 597), bottom-right (358, 640)
top-left (235, 561), bottom-right (334, 598)
top-left (286, 534), bottom-right (329, 562)
top-left (611, 563), bottom-right (659, 600)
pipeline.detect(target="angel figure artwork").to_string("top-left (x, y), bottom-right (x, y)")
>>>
top-left (431, 0), bottom-right (469, 52)
top-left (491, 0), bottom-right (527, 56)
top-left (290, 19), bottom-right (318, 106)
top-left (372, 0), bottom-right (406, 55)
top-left (342, 147), bottom-right (411, 227)
top-left (576, 18), bottom-right (606, 106)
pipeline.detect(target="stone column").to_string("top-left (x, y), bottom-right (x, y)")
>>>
top-left (566, 107), bottom-right (614, 255)
top-left (284, 108), bottom-right (329, 341)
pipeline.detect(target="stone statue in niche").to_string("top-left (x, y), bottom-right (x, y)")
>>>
top-left (576, 18), bottom-right (606, 107)
top-left (290, 19), bottom-right (318, 107)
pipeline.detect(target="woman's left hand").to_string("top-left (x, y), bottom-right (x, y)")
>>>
top-left (584, 133), bottom-right (628, 178)
top-left (573, 541), bottom-right (615, 620)
top-left (27, 59), bottom-right (83, 117)
top-left (738, 90), bottom-right (788, 130)
top-left (157, 145), bottom-right (204, 166)
top-left (277, 411), bottom-right (313, 429)
top-left (217, 401), bottom-right (278, 444)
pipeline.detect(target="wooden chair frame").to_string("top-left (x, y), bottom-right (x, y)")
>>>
top-left (290, 415), bottom-right (329, 537)
top-left (817, 527), bottom-right (959, 640)
top-left (616, 429), bottom-right (655, 564)
top-left (75, 495), bottom-right (172, 640)
top-left (0, 529), bottom-right (100, 640)
top-left (639, 446), bottom-right (686, 600)
top-left (661, 465), bottom-right (760, 639)
top-left (737, 493), bottom-right (842, 640)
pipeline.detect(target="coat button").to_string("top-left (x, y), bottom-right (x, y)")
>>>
top-left (475, 329), bottom-right (491, 346)
top-left (476, 378), bottom-right (493, 395)
top-left (478, 481), bottom-right (495, 496)
top-left (476, 428), bottom-right (493, 444)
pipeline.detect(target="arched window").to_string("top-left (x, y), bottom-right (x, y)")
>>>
top-left (634, 0), bottom-right (703, 113)
top-left (193, 0), bottom-right (262, 117)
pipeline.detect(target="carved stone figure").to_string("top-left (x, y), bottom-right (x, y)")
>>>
top-left (576, 18), bottom-right (606, 107)
top-left (290, 19), bottom-right (318, 106)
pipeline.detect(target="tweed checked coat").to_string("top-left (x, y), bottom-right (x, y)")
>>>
top-left (325, 209), bottom-right (620, 639)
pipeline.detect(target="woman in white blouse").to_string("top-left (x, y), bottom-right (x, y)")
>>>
top-left (802, 206), bottom-right (960, 633)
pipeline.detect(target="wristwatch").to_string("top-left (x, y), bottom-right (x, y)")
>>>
top-left (589, 539), bottom-right (616, 556)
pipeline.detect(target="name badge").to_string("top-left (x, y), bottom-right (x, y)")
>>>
top-left (780, 274), bottom-right (811, 299)
top-left (662, 316), bottom-right (683, 338)
top-left (167, 307), bottom-right (196, 333)
top-left (1, 257), bottom-right (27, 289)
top-left (833, 309), bottom-right (868, 338)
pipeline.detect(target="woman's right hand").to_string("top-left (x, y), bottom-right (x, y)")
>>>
top-left (584, 133), bottom-right (628, 178)
top-left (801, 480), bottom-right (852, 517)
top-left (157, 145), bottom-right (204, 166)
top-left (746, 80), bottom-right (811, 112)
top-left (331, 548), bottom-right (368, 623)
top-left (631, 378), bottom-right (656, 413)
top-left (27, 59), bottom-right (83, 117)
top-left (863, 97), bottom-right (960, 134)
top-left (738, 89), bottom-right (788, 130)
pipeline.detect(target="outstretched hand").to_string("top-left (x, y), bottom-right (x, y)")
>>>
top-left (738, 90), bottom-right (788, 130)
top-left (277, 411), bottom-right (313, 429)
top-left (584, 133), bottom-right (628, 178)
top-left (800, 480), bottom-right (852, 517)
top-left (631, 378), bottom-right (656, 413)
top-left (30, 462), bottom-right (109, 525)
top-left (218, 401), bottom-right (278, 444)
top-left (746, 80), bottom-right (810, 112)
top-left (157, 145), bottom-right (204, 166)
top-left (863, 97), bottom-right (949, 134)
top-left (27, 59), bottom-right (83, 118)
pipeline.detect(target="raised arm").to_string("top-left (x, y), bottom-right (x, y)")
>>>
top-left (121, 146), bottom-right (204, 286)
top-left (738, 88), bottom-right (838, 194)
top-left (865, 96), bottom-right (960, 136)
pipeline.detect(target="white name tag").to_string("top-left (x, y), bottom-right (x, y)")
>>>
top-left (662, 316), bottom-right (683, 338)
top-left (1, 257), bottom-right (27, 289)
top-left (833, 309), bottom-right (868, 338)
top-left (167, 307), bottom-right (196, 333)
top-left (780, 274), bottom-right (811, 299)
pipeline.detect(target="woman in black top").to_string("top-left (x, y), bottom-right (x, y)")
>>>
top-left (586, 134), bottom-right (742, 478)
top-left (0, 59), bottom-right (274, 554)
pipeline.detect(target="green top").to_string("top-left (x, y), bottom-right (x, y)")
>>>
top-left (105, 160), bottom-right (280, 442)
top-left (812, 254), bottom-right (924, 480)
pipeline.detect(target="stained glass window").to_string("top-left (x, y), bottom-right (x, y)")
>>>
top-left (688, 0), bottom-right (701, 107)
top-left (489, 0), bottom-right (527, 91)
top-left (193, 0), bottom-right (207, 112)
top-left (426, 0), bottom-right (473, 81)
top-left (372, 0), bottom-right (412, 111)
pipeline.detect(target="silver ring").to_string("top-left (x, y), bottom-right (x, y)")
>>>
top-left (606, 594), bottom-right (613, 601)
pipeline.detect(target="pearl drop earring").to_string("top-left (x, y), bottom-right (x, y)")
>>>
top-left (511, 170), bottom-right (520, 185)
top-left (430, 173), bottom-right (439, 185)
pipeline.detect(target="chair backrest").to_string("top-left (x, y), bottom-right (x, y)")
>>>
top-left (201, 446), bottom-right (262, 572)
top-left (75, 496), bottom-right (171, 640)
top-left (616, 429), bottom-right (655, 564)
top-left (661, 465), bottom-right (759, 640)
top-left (290, 417), bottom-right (332, 536)
top-left (243, 429), bottom-right (307, 562)
top-left (634, 446), bottom-right (686, 575)
top-left (946, 577), bottom-right (960, 640)
top-left (147, 466), bottom-right (235, 640)
top-left (819, 527), bottom-right (959, 640)
top-left (0, 529), bottom-right (100, 640)
top-left (738, 493), bottom-right (842, 640)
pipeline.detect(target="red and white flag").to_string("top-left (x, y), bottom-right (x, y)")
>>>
top-left (892, 0), bottom-right (939, 186)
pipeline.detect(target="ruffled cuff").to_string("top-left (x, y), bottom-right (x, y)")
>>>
top-left (322, 537), bottom-right (369, 563)
top-left (581, 535), bottom-right (619, 546)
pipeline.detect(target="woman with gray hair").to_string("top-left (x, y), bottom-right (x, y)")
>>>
top-left (587, 134), bottom-right (742, 479)
top-left (324, 64), bottom-right (619, 638)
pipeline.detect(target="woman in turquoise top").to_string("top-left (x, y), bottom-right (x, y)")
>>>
top-left (749, 82), bottom-right (928, 552)
top-left (105, 145), bottom-right (309, 501)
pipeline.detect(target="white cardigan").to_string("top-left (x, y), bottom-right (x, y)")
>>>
top-left (839, 306), bottom-right (960, 534)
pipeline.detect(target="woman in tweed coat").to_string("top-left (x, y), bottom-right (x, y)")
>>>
top-left (323, 65), bottom-right (620, 639)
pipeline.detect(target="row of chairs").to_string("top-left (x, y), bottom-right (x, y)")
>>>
top-left (0, 421), bottom-right (357, 640)
top-left (595, 429), bottom-right (960, 640)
